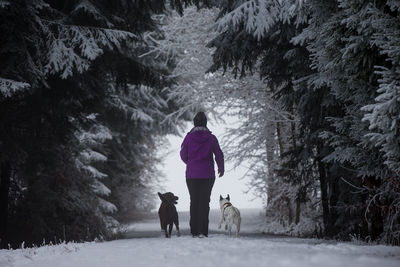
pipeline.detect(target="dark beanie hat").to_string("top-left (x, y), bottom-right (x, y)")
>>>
top-left (193, 112), bottom-right (207, 127)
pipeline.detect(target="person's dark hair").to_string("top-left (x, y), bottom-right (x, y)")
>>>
top-left (193, 112), bottom-right (207, 127)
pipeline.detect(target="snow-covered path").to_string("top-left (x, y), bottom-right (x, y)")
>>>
top-left (1, 209), bottom-right (400, 267)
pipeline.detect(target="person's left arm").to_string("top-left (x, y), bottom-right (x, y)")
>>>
top-left (212, 135), bottom-right (224, 177)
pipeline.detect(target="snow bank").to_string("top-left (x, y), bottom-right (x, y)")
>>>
top-left (260, 217), bottom-right (322, 237)
top-left (1, 235), bottom-right (400, 267)
top-left (1, 209), bottom-right (400, 267)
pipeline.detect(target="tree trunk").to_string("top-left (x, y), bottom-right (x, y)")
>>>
top-left (295, 198), bottom-right (301, 224)
top-left (317, 141), bottom-right (331, 233)
top-left (287, 198), bottom-right (293, 225)
top-left (276, 122), bottom-right (284, 157)
top-left (290, 121), bottom-right (297, 150)
top-left (265, 120), bottom-right (276, 206)
top-left (0, 161), bottom-right (11, 246)
top-left (317, 156), bottom-right (331, 236)
top-left (328, 172), bottom-right (339, 236)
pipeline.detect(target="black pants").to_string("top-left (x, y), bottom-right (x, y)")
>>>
top-left (186, 178), bottom-right (215, 236)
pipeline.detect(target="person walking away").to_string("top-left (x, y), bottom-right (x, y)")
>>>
top-left (180, 112), bottom-right (224, 237)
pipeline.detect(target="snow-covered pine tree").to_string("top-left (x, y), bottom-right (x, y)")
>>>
top-left (74, 115), bottom-right (118, 229)
top-left (141, 4), bottom-right (229, 122)
top-left (361, 4), bottom-right (400, 238)
top-left (361, 2), bottom-right (400, 176)
top-left (289, 0), bottom-right (400, 242)
top-left (0, 0), bottom-right (192, 247)
top-left (207, 0), bottom-right (323, 234)
top-left (207, 0), bottom-right (400, 243)
top-left (0, 0), bottom-right (132, 246)
top-left (103, 82), bottom-right (183, 222)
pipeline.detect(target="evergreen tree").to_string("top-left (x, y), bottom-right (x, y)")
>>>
top-left (208, 0), bottom-right (400, 243)
top-left (208, 0), bottom-right (324, 233)
top-left (0, 0), bottom-right (194, 247)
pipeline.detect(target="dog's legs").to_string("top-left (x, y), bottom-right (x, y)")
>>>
top-left (168, 223), bottom-right (173, 237)
top-left (174, 220), bottom-right (180, 237)
top-left (228, 225), bottom-right (232, 237)
top-left (163, 223), bottom-right (169, 238)
top-left (236, 217), bottom-right (241, 237)
top-left (218, 216), bottom-right (224, 229)
top-left (160, 219), bottom-right (166, 237)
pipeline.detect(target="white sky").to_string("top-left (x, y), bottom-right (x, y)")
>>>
top-left (158, 115), bottom-right (265, 211)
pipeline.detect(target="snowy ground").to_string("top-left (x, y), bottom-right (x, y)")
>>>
top-left (1, 209), bottom-right (400, 267)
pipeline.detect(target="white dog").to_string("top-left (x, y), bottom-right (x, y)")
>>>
top-left (218, 194), bottom-right (241, 237)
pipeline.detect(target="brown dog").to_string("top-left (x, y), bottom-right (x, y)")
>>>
top-left (158, 192), bottom-right (180, 238)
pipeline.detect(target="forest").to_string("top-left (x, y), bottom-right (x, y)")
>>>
top-left (0, 0), bottom-right (399, 248)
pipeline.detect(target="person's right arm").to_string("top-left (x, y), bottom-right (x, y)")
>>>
top-left (180, 136), bottom-right (188, 164)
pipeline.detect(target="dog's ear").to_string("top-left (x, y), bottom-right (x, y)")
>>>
top-left (227, 194), bottom-right (230, 201)
top-left (220, 195), bottom-right (223, 201)
top-left (158, 192), bottom-right (164, 201)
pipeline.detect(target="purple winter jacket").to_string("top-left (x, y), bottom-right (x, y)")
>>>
top-left (180, 127), bottom-right (224, 179)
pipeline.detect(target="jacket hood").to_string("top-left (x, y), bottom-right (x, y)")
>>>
top-left (188, 127), bottom-right (212, 144)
